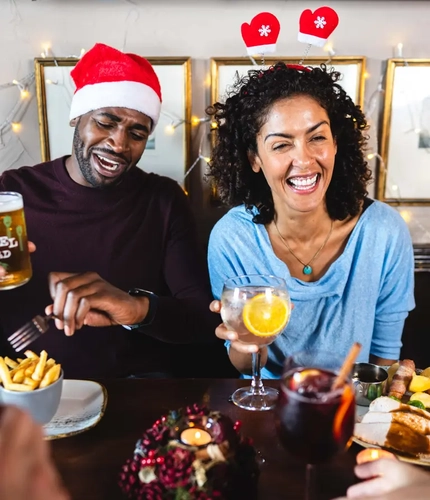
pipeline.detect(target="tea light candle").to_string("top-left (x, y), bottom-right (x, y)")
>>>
top-left (356, 448), bottom-right (397, 465)
top-left (180, 428), bottom-right (212, 447)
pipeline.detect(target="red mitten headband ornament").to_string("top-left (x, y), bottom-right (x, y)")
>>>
top-left (241, 12), bottom-right (281, 56)
top-left (298, 6), bottom-right (339, 48)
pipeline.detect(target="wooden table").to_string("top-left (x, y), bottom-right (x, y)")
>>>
top-left (51, 379), bottom-right (360, 500)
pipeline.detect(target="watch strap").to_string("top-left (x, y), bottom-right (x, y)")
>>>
top-left (122, 288), bottom-right (158, 330)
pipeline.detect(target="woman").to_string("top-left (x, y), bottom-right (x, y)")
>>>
top-left (207, 63), bottom-right (415, 378)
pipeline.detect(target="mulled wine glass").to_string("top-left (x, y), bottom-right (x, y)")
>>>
top-left (221, 274), bottom-right (291, 411)
top-left (275, 351), bottom-right (356, 500)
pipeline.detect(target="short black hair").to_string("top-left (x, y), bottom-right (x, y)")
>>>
top-left (206, 62), bottom-right (372, 224)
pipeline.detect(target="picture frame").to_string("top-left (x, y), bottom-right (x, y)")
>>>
top-left (210, 56), bottom-right (366, 109)
top-left (377, 58), bottom-right (430, 205)
top-left (34, 56), bottom-right (191, 186)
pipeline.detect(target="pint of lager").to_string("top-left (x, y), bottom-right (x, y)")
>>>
top-left (0, 192), bottom-right (32, 290)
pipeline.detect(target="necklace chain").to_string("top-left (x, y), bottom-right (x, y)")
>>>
top-left (273, 218), bottom-right (334, 275)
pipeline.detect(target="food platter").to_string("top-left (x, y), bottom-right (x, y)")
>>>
top-left (354, 404), bottom-right (430, 466)
top-left (352, 361), bottom-right (430, 466)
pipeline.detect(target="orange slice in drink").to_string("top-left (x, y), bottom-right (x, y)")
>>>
top-left (242, 293), bottom-right (290, 337)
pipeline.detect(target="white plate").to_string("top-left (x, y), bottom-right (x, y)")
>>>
top-left (354, 403), bottom-right (430, 466)
top-left (43, 380), bottom-right (108, 440)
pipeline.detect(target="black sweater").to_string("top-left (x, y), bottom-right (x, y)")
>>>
top-left (0, 157), bottom-right (220, 378)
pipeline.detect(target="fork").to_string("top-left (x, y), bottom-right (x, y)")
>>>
top-left (7, 313), bottom-right (54, 352)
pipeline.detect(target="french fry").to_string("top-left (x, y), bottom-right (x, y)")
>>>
top-left (40, 363), bottom-right (61, 389)
top-left (24, 361), bottom-right (37, 377)
top-left (43, 359), bottom-right (56, 376)
top-left (1, 351), bottom-right (61, 391)
top-left (23, 377), bottom-right (39, 390)
top-left (0, 357), bottom-right (12, 387)
top-left (4, 357), bottom-right (18, 369)
top-left (24, 350), bottom-right (39, 360)
top-left (9, 358), bottom-right (33, 377)
top-left (32, 350), bottom-right (47, 381)
top-left (5, 383), bottom-right (34, 392)
top-left (12, 368), bottom-right (25, 383)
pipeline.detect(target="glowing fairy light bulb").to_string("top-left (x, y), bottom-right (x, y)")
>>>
top-left (165, 124), bottom-right (175, 135)
top-left (399, 210), bottom-right (412, 223)
top-left (11, 122), bottom-right (21, 133)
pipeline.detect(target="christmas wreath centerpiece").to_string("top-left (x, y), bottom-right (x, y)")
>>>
top-left (118, 404), bottom-right (259, 499)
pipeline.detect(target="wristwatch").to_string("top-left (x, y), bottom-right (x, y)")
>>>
top-left (122, 288), bottom-right (159, 330)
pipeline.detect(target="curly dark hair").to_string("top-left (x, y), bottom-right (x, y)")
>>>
top-left (206, 62), bottom-right (372, 224)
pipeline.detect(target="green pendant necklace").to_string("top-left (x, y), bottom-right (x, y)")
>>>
top-left (274, 219), bottom-right (334, 275)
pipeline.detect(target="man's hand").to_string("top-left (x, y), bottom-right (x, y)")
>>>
top-left (46, 272), bottom-right (149, 336)
top-left (332, 458), bottom-right (430, 499)
top-left (0, 406), bottom-right (70, 500)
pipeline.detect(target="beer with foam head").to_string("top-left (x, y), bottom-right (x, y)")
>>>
top-left (0, 192), bottom-right (32, 290)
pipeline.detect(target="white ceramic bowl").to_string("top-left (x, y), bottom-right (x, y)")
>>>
top-left (0, 370), bottom-right (63, 424)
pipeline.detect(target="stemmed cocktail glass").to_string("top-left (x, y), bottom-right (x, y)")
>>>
top-left (221, 274), bottom-right (291, 411)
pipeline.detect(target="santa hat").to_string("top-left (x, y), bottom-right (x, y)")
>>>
top-left (69, 43), bottom-right (162, 130)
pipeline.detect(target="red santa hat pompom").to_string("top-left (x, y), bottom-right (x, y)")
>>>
top-left (69, 43), bottom-right (162, 130)
top-left (298, 6), bottom-right (339, 47)
top-left (241, 12), bottom-right (281, 56)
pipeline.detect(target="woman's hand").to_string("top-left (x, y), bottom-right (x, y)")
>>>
top-left (210, 300), bottom-right (259, 354)
top-left (333, 458), bottom-right (430, 499)
top-left (210, 299), bottom-right (266, 374)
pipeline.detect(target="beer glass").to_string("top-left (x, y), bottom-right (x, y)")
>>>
top-left (0, 192), bottom-right (32, 290)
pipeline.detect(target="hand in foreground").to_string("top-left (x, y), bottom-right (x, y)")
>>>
top-left (0, 406), bottom-right (70, 500)
top-left (210, 300), bottom-right (259, 354)
top-left (332, 458), bottom-right (430, 499)
top-left (46, 272), bottom-right (148, 336)
top-left (0, 242), bottom-right (36, 278)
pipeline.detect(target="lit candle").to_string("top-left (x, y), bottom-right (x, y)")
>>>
top-left (356, 448), bottom-right (397, 465)
top-left (180, 428), bottom-right (212, 447)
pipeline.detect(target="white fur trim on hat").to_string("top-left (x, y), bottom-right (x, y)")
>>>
top-left (69, 80), bottom-right (161, 129)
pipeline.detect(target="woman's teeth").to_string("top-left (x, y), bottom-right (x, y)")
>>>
top-left (96, 154), bottom-right (120, 171)
top-left (287, 174), bottom-right (318, 190)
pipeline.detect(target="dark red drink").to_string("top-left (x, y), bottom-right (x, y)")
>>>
top-left (275, 368), bottom-right (355, 464)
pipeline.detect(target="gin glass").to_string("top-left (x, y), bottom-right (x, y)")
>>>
top-left (221, 274), bottom-right (291, 411)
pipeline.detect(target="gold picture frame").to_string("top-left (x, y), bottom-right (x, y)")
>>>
top-left (210, 56), bottom-right (366, 109)
top-left (34, 56), bottom-right (192, 186)
top-left (377, 58), bottom-right (430, 205)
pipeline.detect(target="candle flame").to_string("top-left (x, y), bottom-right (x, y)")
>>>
top-left (195, 431), bottom-right (201, 439)
top-left (370, 449), bottom-right (379, 460)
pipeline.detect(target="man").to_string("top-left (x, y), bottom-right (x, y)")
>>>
top-left (0, 43), bottom-right (225, 379)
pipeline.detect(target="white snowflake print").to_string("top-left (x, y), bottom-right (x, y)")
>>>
top-left (258, 25), bottom-right (271, 37)
top-left (314, 16), bottom-right (327, 29)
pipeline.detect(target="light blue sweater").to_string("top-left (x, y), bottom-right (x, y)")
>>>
top-left (208, 200), bottom-right (415, 379)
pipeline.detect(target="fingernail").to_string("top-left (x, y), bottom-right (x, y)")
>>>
top-left (227, 333), bottom-right (237, 340)
top-left (64, 326), bottom-right (72, 337)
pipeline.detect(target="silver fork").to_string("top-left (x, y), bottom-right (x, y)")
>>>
top-left (7, 313), bottom-right (54, 352)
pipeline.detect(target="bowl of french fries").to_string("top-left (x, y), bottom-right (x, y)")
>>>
top-left (0, 350), bottom-right (63, 425)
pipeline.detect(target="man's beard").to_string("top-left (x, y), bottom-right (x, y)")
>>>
top-left (72, 127), bottom-right (125, 189)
